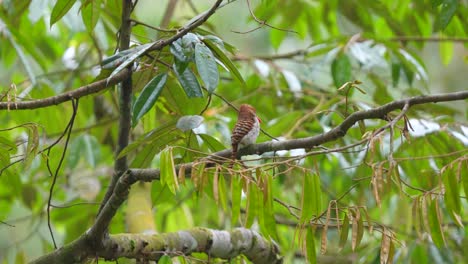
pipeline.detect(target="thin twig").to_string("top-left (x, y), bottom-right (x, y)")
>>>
top-left (46, 98), bottom-right (79, 249)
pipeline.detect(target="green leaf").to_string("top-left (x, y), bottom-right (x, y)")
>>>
top-left (434, 0), bottom-right (459, 31)
top-left (231, 177), bottom-right (242, 225)
top-left (197, 134), bottom-right (226, 152)
top-left (461, 160), bottom-right (468, 201)
top-left (203, 38), bottom-right (246, 88)
top-left (195, 42), bottom-right (219, 93)
top-left (173, 64), bottom-right (203, 98)
top-left (427, 198), bottom-right (446, 248)
top-left (160, 147), bottom-right (178, 194)
top-left (331, 52), bottom-right (352, 89)
top-left (300, 171), bottom-right (322, 223)
top-left (68, 134), bottom-right (101, 168)
top-left (261, 172), bottom-right (278, 240)
top-left (218, 171), bottom-right (227, 211)
top-left (245, 181), bottom-right (259, 228)
top-left (391, 62), bottom-right (401, 87)
top-left (339, 213), bottom-right (350, 251)
top-left (81, 0), bottom-right (100, 32)
top-left (306, 227), bottom-right (317, 264)
top-left (24, 124), bottom-right (39, 170)
top-left (132, 73), bottom-right (167, 125)
top-left (439, 38), bottom-right (453, 65)
top-left (50, 0), bottom-right (78, 27)
top-left (442, 166), bottom-right (462, 227)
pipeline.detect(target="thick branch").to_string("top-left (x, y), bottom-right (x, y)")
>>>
top-left (129, 91), bottom-right (468, 181)
top-left (98, 228), bottom-right (281, 264)
top-left (98, 0), bottom-right (135, 216)
top-left (0, 69), bottom-right (130, 110)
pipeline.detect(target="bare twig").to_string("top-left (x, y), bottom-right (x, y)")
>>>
top-left (232, 0), bottom-right (298, 35)
top-left (46, 99), bottom-right (79, 249)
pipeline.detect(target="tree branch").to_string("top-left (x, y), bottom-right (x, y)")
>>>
top-left (0, 69), bottom-right (131, 110)
top-left (128, 91), bottom-right (468, 181)
top-left (0, 0), bottom-right (223, 112)
top-left (98, 0), bottom-right (135, 217)
top-left (98, 228), bottom-right (281, 264)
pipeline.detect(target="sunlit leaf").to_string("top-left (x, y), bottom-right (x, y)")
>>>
top-left (439, 37), bottom-right (453, 65)
top-left (160, 147), bottom-right (178, 194)
top-left (132, 73), bottom-right (168, 125)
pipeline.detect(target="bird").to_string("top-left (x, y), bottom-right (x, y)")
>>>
top-left (231, 104), bottom-right (261, 162)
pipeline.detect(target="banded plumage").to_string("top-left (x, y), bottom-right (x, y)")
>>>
top-left (231, 104), bottom-right (261, 161)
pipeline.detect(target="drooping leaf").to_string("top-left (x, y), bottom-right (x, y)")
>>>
top-left (460, 160), bottom-right (468, 202)
top-left (380, 228), bottom-right (392, 264)
top-left (427, 198), bottom-right (446, 248)
top-left (391, 62), bottom-right (401, 87)
top-left (231, 176), bottom-right (242, 225)
top-left (300, 171), bottom-right (322, 223)
top-left (305, 227), bottom-right (317, 264)
top-left (261, 171), bottom-right (278, 240)
top-left (160, 147), bottom-right (178, 194)
top-left (434, 0), bottom-right (459, 31)
top-left (331, 52), bottom-right (352, 89)
top-left (197, 134), bottom-right (226, 152)
top-left (350, 208), bottom-right (364, 251)
top-left (24, 124), bottom-right (39, 170)
top-left (339, 213), bottom-right (350, 251)
top-left (194, 42), bottom-right (219, 93)
top-left (203, 38), bottom-right (247, 88)
top-left (173, 63), bottom-right (203, 98)
top-left (439, 37), bottom-right (454, 65)
top-left (132, 73), bottom-right (168, 125)
top-left (50, 0), bottom-right (78, 27)
top-left (81, 0), bottom-right (101, 32)
top-left (442, 165), bottom-right (462, 227)
top-left (245, 181), bottom-right (259, 228)
top-left (176, 115), bottom-right (204, 132)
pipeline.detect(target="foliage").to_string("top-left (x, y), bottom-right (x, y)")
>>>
top-left (0, 0), bottom-right (467, 263)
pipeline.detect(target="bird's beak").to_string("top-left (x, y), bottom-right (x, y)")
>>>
top-left (257, 117), bottom-right (262, 123)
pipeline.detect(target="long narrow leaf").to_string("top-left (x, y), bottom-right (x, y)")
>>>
top-left (50, 0), bottom-right (78, 26)
top-left (306, 227), bottom-right (317, 264)
top-left (231, 177), bottom-right (242, 225)
top-left (132, 73), bottom-right (168, 125)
